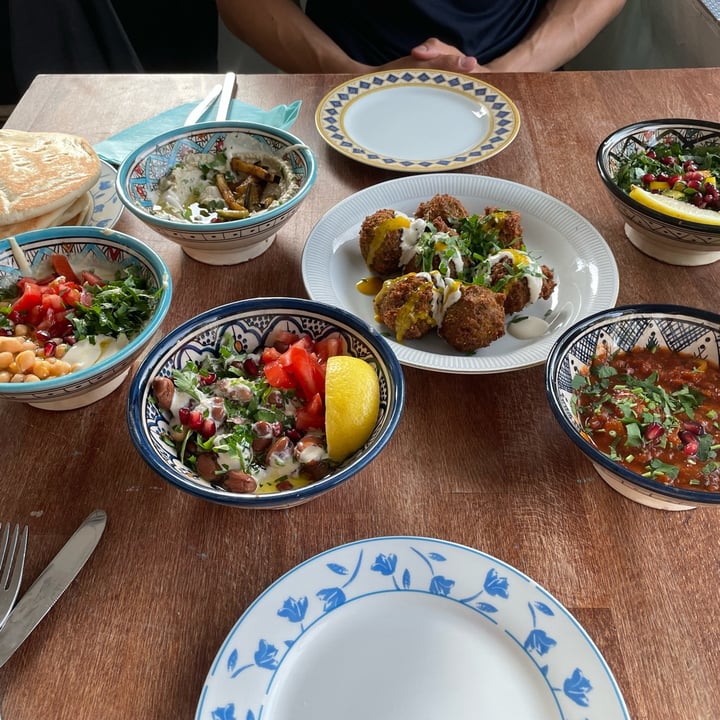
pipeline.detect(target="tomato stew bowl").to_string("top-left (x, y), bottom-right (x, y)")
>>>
top-left (596, 118), bottom-right (720, 266)
top-left (545, 304), bottom-right (720, 511)
top-left (115, 121), bottom-right (317, 266)
top-left (0, 226), bottom-right (172, 411)
top-left (126, 297), bottom-right (405, 510)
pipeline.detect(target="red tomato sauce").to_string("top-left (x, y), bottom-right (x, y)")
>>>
top-left (573, 347), bottom-right (720, 492)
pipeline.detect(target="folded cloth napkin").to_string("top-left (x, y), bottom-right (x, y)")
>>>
top-left (94, 98), bottom-right (302, 165)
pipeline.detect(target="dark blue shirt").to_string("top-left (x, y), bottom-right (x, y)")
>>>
top-left (306, 0), bottom-right (546, 65)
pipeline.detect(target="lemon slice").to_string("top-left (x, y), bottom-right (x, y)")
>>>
top-left (325, 355), bottom-right (381, 462)
top-left (629, 185), bottom-right (720, 226)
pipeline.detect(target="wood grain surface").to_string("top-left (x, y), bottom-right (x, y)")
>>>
top-left (1, 69), bottom-right (719, 719)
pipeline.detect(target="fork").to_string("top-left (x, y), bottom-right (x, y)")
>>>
top-left (0, 523), bottom-right (28, 629)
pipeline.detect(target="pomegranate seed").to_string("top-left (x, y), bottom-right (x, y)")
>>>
top-left (43, 341), bottom-right (57, 357)
top-left (199, 372), bottom-right (216, 386)
top-left (8, 310), bottom-right (22, 324)
top-left (682, 440), bottom-right (699, 456)
top-left (65, 335), bottom-right (77, 346)
top-left (644, 422), bottom-right (664, 441)
top-left (271, 421), bottom-right (283, 436)
top-left (660, 156), bottom-right (675, 166)
top-left (646, 149), bottom-right (656, 159)
top-left (188, 410), bottom-right (204, 431)
top-left (668, 174), bottom-right (681, 187)
top-left (286, 429), bottom-right (302, 443)
top-left (0, 328), bottom-right (11, 337)
top-left (683, 159), bottom-right (698, 171)
top-left (656, 173), bottom-right (669, 183)
top-left (178, 407), bottom-right (191, 425)
top-left (685, 171), bottom-right (703, 183)
top-left (36, 330), bottom-right (51, 343)
top-left (682, 420), bottom-right (704, 436)
top-left (243, 358), bottom-right (259, 377)
top-left (641, 173), bottom-right (655, 185)
top-left (199, 418), bottom-right (216, 440)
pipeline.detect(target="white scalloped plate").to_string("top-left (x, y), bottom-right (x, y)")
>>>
top-left (301, 173), bottom-right (619, 374)
top-left (315, 70), bottom-right (520, 172)
top-left (195, 537), bottom-right (629, 720)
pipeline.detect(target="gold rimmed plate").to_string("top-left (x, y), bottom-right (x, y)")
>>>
top-left (315, 69), bottom-right (520, 172)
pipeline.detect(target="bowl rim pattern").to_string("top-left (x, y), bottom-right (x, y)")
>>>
top-left (115, 120), bottom-right (318, 233)
top-left (545, 303), bottom-right (720, 506)
top-left (126, 297), bottom-right (405, 508)
top-left (0, 225), bottom-right (173, 398)
top-left (596, 117), bottom-right (720, 235)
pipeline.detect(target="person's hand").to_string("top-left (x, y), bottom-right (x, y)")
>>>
top-left (409, 38), bottom-right (483, 72)
top-left (381, 52), bottom-right (482, 74)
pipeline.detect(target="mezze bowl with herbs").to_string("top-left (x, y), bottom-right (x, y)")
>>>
top-left (596, 118), bottom-right (720, 266)
top-left (126, 297), bottom-right (404, 510)
top-left (545, 304), bottom-right (720, 511)
top-left (116, 121), bottom-right (317, 266)
top-left (0, 226), bottom-right (171, 411)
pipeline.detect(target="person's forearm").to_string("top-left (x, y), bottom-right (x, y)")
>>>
top-left (216, 0), bottom-right (368, 73)
top-left (485, 0), bottom-right (626, 72)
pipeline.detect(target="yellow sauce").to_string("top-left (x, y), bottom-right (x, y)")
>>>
top-left (367, 216), bottom-right (411, 266)
top-left (356, 276), bottom-right (384, 296)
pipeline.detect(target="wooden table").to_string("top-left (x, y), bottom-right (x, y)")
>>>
top-left (1, 69), bottom-right (719, 720)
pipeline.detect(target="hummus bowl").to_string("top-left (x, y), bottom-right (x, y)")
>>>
top-left (116, 121), bottom-right (317, 265)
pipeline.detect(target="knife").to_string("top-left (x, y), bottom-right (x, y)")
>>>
top-left (0, 509), bottom-right (106, 667)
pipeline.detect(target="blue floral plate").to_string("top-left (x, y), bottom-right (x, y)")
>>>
top-left (87, 160), bottom-right (122, 229)
top-left (195, 536), bottom-right (629, 720)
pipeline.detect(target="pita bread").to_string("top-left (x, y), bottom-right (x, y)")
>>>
top-left (0, 190), bottom-right (93, 239)
top-left (0, 129), bottom-right (101, 226)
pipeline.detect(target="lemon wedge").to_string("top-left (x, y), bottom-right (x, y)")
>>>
top-left (629, 185), bottom-right (720, 226)
top-left (324, 355), bottom-right (380, 462)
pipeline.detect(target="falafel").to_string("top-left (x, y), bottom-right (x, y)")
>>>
top-left (438, 283), bottom-right (507, 352)
top-left (374, 272), bottom-right (438, 341)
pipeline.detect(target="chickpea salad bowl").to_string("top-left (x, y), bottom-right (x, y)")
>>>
top-left (126, 297), bottom-right (405, 509)
top-left (0, 226), bottom-right (172, 410)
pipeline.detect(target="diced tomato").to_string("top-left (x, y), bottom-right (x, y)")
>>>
top-left (50, 254), bottom-right (80, 283)
top-left (287, 343), bottom-right (324, 400)
top-left (261, 346), bottom-right (282, 365)
top-left (315, 332), bottom-right (348, 362)
top-left (11, 282), bottom-right (42, 312)
top-left (271, 330), bottom-right (301, 350)
top-left (263, 360), bottom-right (296, 389)
top-left (41, 292), bottom-right (65, 312)
top-left (295, 392), bottom-right (325, 432)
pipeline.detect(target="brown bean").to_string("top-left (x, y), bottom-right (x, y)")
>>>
top-left (265, 436), bottom-right (293, 466)
top-left (225, 471), bottom-right (258, 493)
top-left (195, 452), bottom-right (222, 481)
top-left (152, 376), bottom-right (175, 410)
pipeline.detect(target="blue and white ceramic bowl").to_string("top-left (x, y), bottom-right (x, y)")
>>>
top-left (546, 304), bottom-right (720, 510)
top-left (127, 298), bottom-right (405, 509)
top-left (0, 226), bottom-right (172, 411)
top-left (596, 119), bottom-right (720, 266)
top-left (116, 121), bottom-right (317, 266)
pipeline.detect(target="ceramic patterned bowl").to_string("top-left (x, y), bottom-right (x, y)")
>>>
top-left (0, 226), bottom-right (172, 411)
top-left (545, 304), bottom-right (720, 511)
top-left (596, 119), bottom-right (720, 266)
top-left (126, 298), bottom-right (405, 509)
top-left (116, 121), bottom-right (317, 266)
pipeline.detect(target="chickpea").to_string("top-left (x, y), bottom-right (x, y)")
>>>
top-left (24, 374), bottom-right (40, 383)
top-left (32, 360), bottom-right (51, 379)
top-left (15, 349), bottom-right (36, 373)
top-left (13, 324), bottom-right (29, 337)
top-left (0, 351), bottom-right (13, 369)
top-left (0, 337), bottom-right (23, 354)
top-left (0, 371), bottom-right (11, 383)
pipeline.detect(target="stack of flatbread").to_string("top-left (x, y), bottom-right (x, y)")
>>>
top-left (0, 129), bottom-right (102, 239)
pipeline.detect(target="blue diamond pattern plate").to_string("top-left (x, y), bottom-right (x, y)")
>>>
top-left (315, 70), bottom-right (520, 172)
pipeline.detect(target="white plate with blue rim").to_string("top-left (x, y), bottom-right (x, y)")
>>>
top-left (315, 70), bottom-right (520, 172)
top-left (87, 160), bottom-right (123, 228)
top-left (195, 536), bottom-right (629, 720)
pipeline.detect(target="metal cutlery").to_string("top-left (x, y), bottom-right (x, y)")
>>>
top-left (0, 523), bottom-right (27, 630)
top-left (0, 509), bottom-right (106, 668)
top-left (184, 82), bottom-right (222, 125)
top-left (216, 71), bottom-right (236, 122)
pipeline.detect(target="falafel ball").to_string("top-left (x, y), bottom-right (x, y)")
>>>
top-left (439, 284), bottom-right (506, 352)
top-left (482, 207), bottom-right (524, 250)
top-left (374, 273), bottom-right (437, 341)
top-left (359, 208), bottom-right (409, 276)
top-left (415, 194), bottom-right (469, 225)
top-left (490, 262), bottom-right (557, 315)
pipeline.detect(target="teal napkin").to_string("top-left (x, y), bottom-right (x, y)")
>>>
top-left (94, 99), bottom-right (302, 165)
